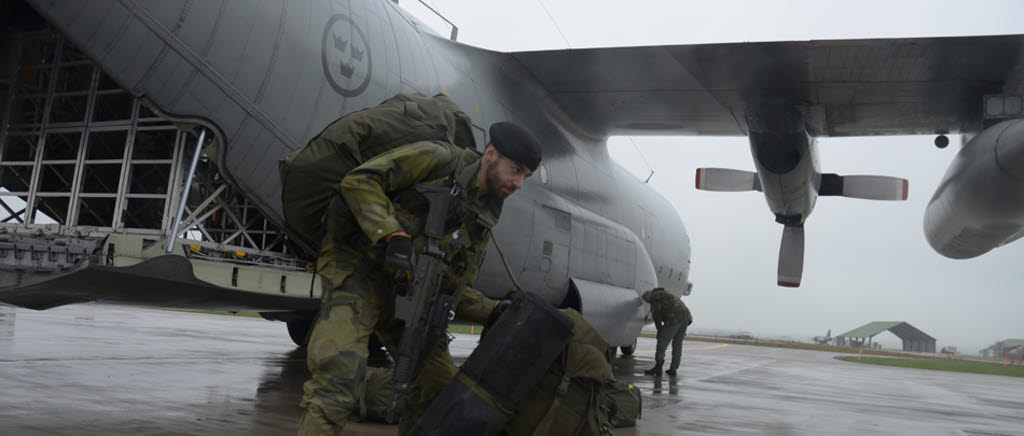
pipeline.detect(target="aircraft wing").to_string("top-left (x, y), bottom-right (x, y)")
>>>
top-left (511, 34), bottom-right (1024, 137)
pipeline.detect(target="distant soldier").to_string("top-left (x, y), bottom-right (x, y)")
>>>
top-left (298, 121), bottom-right (542, 435)
top-left (642, 287), bottom-right (693, 377)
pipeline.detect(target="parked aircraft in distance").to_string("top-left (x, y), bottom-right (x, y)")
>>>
top-left (812, 329), bottom-right (833, 345)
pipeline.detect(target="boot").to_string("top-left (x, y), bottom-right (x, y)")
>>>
top-left (643, 362), bottom-right (663, 376)
top-left (665, 369), bottom-right (677, 376)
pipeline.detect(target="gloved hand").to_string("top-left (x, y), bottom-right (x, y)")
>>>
top-left (384, 232), bottom-right (414, 282)
top-left (485, 294), bottom-right (516, 327)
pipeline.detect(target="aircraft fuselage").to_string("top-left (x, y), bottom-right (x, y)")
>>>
top-left (15, 0), bottom-right (691, 346)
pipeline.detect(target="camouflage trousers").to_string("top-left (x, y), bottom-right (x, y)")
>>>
top-left (654, 322), bottom-right (687, 371)
top-left (298, 272), bottom-right (457, 435)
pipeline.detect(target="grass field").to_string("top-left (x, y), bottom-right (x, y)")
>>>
top-left (685, 335), bottom-right (926, 358)
top-left (446, 324), bottom-right (483, 335)
top-left (840, 356), bottom-right (1024, 377)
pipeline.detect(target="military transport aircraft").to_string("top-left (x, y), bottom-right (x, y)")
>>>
top-left (1, 0), bottom-right (1022, 349)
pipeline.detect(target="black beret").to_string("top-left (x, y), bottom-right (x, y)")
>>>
top-left (489, 122), bottom-right (542, 171)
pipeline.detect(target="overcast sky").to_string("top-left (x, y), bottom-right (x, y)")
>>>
top-left (402, 0), bottom-right (1024, 353)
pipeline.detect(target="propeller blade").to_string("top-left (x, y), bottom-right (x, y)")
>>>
top-left (778, 225), bottom-right (804, 287)
top-left (695, 168), bottom-right (761, 192)
top-left (836, 175), bottom-right (909, 201)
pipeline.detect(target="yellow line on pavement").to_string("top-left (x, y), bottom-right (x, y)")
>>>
top-left (634, 343), bottom-right (729, 354)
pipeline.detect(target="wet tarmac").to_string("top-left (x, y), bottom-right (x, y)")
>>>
top-left (1, 304), bottom-right (1022, 435)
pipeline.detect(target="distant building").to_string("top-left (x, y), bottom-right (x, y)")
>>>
top-left (837, 321), bottom-right (935, 352)
top-left (1005, 345), bottom-right (1024, 361)
top-left (981, 339), bottom-right (1024, 359)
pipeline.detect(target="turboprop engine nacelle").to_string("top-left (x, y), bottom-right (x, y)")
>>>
top-left (924, 118), bottom-right (1024, 258)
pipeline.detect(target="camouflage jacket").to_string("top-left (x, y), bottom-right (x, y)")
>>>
top-left (649, 288), bottom-right (692, 328)
top-left (317, 140), bottom-right (500, 324)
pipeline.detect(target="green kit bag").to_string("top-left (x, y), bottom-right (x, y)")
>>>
top-left (602, 379), bottom-right (642, 428)
top-left (279, 93), bottom-right (476, 250)
top-left (503, 309), bottom-right (616, 436)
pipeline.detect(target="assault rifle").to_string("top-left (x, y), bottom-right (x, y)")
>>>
top-left (388, 184), bottom-right (458, 422)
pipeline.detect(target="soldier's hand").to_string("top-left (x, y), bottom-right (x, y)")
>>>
top-left (384, 232), bottom-right (414, 282)
top-left (486, 299), bottom-right (512, 326)
top-left (485, 291), bottom-right (519, 327)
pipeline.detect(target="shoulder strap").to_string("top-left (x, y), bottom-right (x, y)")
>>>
top-left (529, 353), bottom-right (570, 436)
top-left (357, 375), bottom-right (369, 421)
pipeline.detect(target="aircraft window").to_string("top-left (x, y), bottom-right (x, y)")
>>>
top-left (538, 164), bottom-right (548, 184)
top-left (555, 212), bottom-right (570, 231)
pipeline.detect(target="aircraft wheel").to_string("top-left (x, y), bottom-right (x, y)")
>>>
top-left (620, 338), bottom-right (638, 356)
top-left (287, 318), bottom-right (314, 347)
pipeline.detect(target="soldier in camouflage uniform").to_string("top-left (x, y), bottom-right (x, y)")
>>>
top-left (641, 287), bottom-right (693, 377)
top-left (298, 122), bottom-right (542, 435)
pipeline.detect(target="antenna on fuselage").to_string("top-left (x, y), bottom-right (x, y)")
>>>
top-left (415, 0), bottom-right (459, 41)
top-left (629, 137), bottom-right (655, 183)
top-left (537, 0), bottom-right (573, 49)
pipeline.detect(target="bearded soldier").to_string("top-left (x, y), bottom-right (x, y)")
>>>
top-left (299, 122), bottom-right (542, 434)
